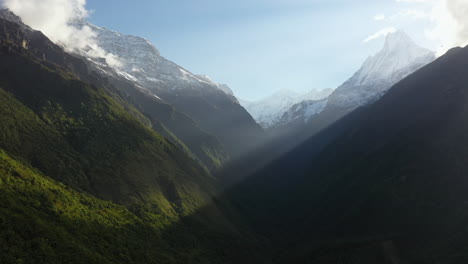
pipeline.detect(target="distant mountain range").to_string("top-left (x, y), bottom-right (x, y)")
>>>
top-left (241, 88), bottom-right (333, 128)
top-left (276, 98), bottom-right (328, 127)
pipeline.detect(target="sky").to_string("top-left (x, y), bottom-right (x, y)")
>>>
top-left (3, 0), bottom-right (468, 100)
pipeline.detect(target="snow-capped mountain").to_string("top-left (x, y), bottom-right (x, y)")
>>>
top-left (327, 30), bottom-right (435, 109)
top-left (277, 99), bottom-right (328, 126)
top-left (242, 31), bottom-right (433, 129)
top-left (275, 30), bottom-right (435, 129)
top-left (195, 75), bottom-right (234, 96)
top-left (242, 88), bottom-right (333, 128)
top-left (74, 22), bottom-right (235, 97)
top-left (0, 8), bottom-right (260, 160)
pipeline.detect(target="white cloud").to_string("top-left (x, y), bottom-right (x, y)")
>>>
top-left (391, 0), bottom-right (468, 55)
top-left (445, 0), bottom-right (468, 46)
top-left (425, 0), bottom-right (468, 55)
top-left (1, 0), bottom-right (122, 68)
top-left (363, 27), bottom-right (397, 43)
top-left (374, 14), bottom-right (386, 21)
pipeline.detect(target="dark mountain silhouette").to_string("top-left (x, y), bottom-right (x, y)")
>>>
top-left (227, 45), bottom-right (468, 263)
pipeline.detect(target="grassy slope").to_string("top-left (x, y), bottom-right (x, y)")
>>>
top-left (0, 149), bottom-right (248, 264)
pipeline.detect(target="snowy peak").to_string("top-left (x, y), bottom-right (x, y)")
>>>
top-left (0, 8), bottom-right (237, 101)
top-left (383, 30), bottom-right (414, 51)
top-left (328, 30), bottom-right (435, 109)
top-left (270, 89), bottom-right (301, 98)
top-left (277, 99), bottom-right (328, 126)
top-left (353, 30), bottom-right (434, 87)
top-left (68, 21), bottom-right (234, 98)
top-left (254, 90), bottom-right (302, 106)
top-left (241, 88), bottom-right (333, 128)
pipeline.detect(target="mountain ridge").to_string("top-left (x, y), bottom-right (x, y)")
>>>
top-left (77, 19), bottom-right (263, 159)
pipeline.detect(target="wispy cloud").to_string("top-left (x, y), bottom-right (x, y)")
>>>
top-left (389, 0), bottom-right (468, 55)
top-left (373, 14), bottom-right (386, 21)
top-left (1, 0), bottom-right (122, 68)
top-left (422, 0), bottom-right (468, 55)
top-left (447, 0), bottom-right (468, 46)
top-left (363, 27), bottom-right (397, 43)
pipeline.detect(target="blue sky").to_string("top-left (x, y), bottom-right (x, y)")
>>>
top-left (85, 0), bottom-right (442, 100)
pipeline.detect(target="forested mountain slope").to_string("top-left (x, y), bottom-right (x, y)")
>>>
top-left (0, 15), bottom-right (269, 264)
